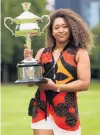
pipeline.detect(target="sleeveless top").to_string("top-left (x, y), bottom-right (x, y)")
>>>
top-left (32, 43), bottom-right (80, 131)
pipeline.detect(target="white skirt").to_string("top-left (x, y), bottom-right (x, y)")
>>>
top-left (31, 115), bottom-right (81, 135)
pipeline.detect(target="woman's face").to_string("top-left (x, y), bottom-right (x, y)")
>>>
top-left (52, 17), bottom-right (70, 44)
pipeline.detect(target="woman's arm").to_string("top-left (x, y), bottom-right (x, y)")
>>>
top-left (57, 49), bottom-right (91, 92)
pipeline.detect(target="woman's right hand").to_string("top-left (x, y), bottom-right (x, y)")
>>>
top-left (24, 45), bottom-right (35, 87)
top-left (24, 45), bottom-right (33, 60)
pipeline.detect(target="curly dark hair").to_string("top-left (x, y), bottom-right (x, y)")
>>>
top-left (46, 8), bottom-right (94, 52)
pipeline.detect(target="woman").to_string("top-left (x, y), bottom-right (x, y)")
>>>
top-left (24, 8), bottom-right (94, 135)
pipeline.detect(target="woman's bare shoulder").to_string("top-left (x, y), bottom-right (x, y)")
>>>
top-left (37, 48), bottom-right (45, 54)
top-left (35, 48), bottom-right (45, 61)
top-left (76, 48), bottom-right (89, 63)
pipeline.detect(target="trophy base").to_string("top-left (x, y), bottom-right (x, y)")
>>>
top-left (14, 78), bottom-right (47, 84)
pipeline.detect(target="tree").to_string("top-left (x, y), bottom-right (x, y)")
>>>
top-left (91, 25), bottom-right (100, 79)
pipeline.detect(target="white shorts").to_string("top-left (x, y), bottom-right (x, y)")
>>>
top-left (31, 115), bottom-right (81, 135)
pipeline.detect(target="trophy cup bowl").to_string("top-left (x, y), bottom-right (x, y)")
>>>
top-left (4, 2), bottom-right (50, 84)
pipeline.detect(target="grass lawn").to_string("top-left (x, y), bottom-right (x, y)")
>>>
top-left (1, 81), bottom-right (100, 135)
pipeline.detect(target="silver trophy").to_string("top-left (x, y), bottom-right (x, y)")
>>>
top-left (4, 2), bottom-right (50, 84)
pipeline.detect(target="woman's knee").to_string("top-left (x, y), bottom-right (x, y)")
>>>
top-left (33, 129), bottom-right (54, 135)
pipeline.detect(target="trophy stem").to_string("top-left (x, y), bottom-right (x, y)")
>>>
top-left (26, 33), bottom-right (31, 50)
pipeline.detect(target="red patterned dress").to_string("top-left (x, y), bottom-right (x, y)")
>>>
top-left (32, 44), bottom-right (80, 131)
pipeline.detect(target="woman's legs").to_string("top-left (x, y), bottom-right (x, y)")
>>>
top-left (33, 129), bottom-right (54, 135)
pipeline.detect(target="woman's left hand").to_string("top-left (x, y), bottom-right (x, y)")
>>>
top-left (37, 78), bottom-right (58, 91)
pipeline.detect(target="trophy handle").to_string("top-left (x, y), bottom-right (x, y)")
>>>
top-left (40, 15), bottom-right (50, 34)
top-left (4, 17), bottom-right (15, 36)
